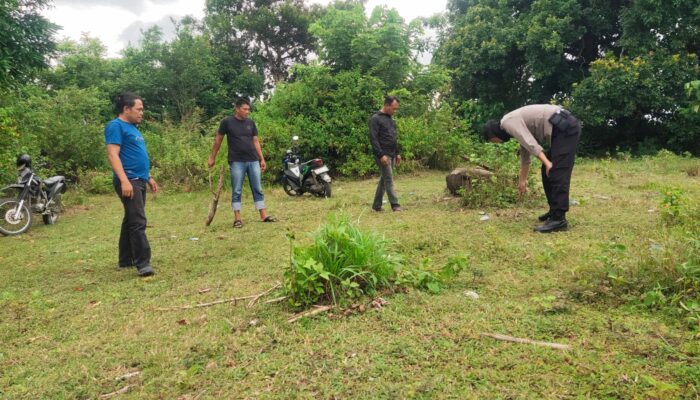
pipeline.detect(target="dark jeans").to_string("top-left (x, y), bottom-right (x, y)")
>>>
top-left (373, 157), bottom-right (399, 210)
top-left (113, 178), bottom-right (151, 268)
top-left (541, 114), bottom-right (581, 219)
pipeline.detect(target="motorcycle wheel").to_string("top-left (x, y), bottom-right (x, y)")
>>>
top-left (0, 199), bottom-right (32, 236)
top-left (42, 193), bottom-right (62, 225)
top-left (317, 180), bottom-right (332, 198)
top-left (281, 176), bottom-right (302, 196)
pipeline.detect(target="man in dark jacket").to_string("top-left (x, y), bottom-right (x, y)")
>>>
top-left (483, 104), bottom-right (581, 233)
top-left (369, 96), bottom-right (402, 212)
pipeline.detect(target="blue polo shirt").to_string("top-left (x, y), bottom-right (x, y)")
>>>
top-left (104, 118), bottom-right (150, 181)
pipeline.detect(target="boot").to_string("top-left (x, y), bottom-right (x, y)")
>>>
top-left (534, 211), bottom-right (568, 233)
top-left (538, 210), bottom-right (552, 222)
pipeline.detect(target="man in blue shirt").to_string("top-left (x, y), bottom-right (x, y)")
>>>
top-left (105, 93), bottom-right (158, 277)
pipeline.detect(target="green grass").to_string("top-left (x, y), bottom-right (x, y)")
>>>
top-left (1, 156), bottom-right (699, 399)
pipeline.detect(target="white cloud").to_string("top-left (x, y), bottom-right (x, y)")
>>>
top-left (45, 0), bottom-right (446, 58)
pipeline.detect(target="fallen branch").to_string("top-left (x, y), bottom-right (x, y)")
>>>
top-left (288, 305), bottom-right (334, 323)
top-left (155, 295), bottom-right (257, 311)
top-left (247, 282), bottom-right (282, 308)
top-left (100, 385), bottom-right (133, 398)
top-left (205, 165), bottom-right (226, 227)
top-left (156, 283), bottom-right (283, 311)
top-left (480, 332), bottom-right (571, 350)
top-left (115, 371), bottom-right (140, 381)
top-left (264, 296), bottom-right (288, 304)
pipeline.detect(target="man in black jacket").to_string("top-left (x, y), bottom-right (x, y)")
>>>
top-left (369, 96), bottom-right (402, 212)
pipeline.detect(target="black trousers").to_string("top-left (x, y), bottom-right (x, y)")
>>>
top-left (541, 114), bottom-right (581, 218)
top-left (113, 178), bottom-right (151, 268)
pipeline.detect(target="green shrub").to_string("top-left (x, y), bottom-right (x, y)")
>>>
top-left (284, 214), bottom-right (467, 308)
top-left (459, 140), bottom-right (539, 208)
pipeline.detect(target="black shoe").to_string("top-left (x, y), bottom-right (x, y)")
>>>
top-left (534, 219), bottom-right (568, 233)
top-left (137, 265), bottom-right (155, 277)
top-left (538, 211), bottom-right (552, 222)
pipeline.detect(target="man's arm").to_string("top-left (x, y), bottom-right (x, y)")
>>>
top-left (106, 144), bottom-right (133, 199)
top-left (207, 133), bottom-right (225, 168)
top-left (253, 136), bottom-right (266, 172)
top-left (369, 116), bottom-right (389, 166)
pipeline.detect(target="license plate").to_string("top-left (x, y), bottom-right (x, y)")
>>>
top-left (313, 166), bottom-right (329, 174)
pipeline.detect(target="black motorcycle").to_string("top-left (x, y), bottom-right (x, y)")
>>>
top-left (280, 136), bottom-right (332, 198)
top-left (0, 154), bottom-right (66, 236)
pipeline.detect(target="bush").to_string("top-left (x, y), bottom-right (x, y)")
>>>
top-left (284, 214), bottom-right (466, 308)
top-left (458, 140), bottom-right (540, 208)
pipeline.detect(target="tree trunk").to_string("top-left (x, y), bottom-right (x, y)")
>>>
top-left (446, 167), bottom-right (494, 195)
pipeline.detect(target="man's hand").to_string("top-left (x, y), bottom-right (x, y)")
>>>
top-left (518, 180), bottom-right (528, 197)
top-left (260, 159), bottom-right (267, 172)
top-left (544, 161), bottom-right (553, 177)
top-left (120, 179), bottom-right (134, 199)
top-left (148, 177), bottom-right (158, 193)
top-left (380, 155), bottom-right (390, 166)
top-left (207, 155), bottom-right (216, 169)
top-left (395, 155), bottom-right (401, 167)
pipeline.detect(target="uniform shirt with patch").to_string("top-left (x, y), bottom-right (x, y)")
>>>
top-left (218, 116), bottom-right (259, 163)
top-left (500, 104), bottom-right (562, 166)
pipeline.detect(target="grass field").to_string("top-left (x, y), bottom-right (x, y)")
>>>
top-left (1, 155), bottom-right (699, 399)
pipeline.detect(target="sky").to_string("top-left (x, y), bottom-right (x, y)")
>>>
top-left (43, 0), bottom-right (449, 58)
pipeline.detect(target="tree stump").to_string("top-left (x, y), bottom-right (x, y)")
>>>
top-left (446, 167), bottom-right (494, 195)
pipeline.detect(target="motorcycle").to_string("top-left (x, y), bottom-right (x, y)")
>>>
top-left (0, 154), bottom-right (66, 236)
top-left (280, 136), bottom-right (332, 198)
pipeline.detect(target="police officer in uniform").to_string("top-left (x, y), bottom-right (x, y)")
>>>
top-left (483, 105), bottom-right (581, 233)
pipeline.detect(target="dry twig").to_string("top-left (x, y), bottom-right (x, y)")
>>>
top-left (156, 283), bottom-right (282, 311)
top-left (205, 165), bottom-right (225, 226)
top-left (481, 332), bottom-right (571, 350)
top-left (247, 282), bottom-right (282, 308)
top-left (288, 305), bottom-right (333, 323)
top-left (100, 385), bottom-right (133, 398)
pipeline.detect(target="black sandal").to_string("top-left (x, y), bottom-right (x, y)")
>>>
top-left (262, 216), bottom-right (277, 222)
top-left (233, 220), bottom-right (243, 228)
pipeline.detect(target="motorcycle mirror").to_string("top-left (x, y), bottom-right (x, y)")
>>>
top-left (292, 136), bottom-right (299, 141)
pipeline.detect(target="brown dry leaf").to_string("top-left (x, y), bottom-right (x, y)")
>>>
top-left (74, 287), bottom-right (84, 292)
top-left (176, 319), bottom-right (189, 325)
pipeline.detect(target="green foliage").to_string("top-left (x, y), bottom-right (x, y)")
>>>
top-left (458, 140), bottom-right (538, 208)
top-left (571, 162), bottom-right (700, 330)
top-left (436, 0), bottom-right (700, 155)
top-left (284, 214), bottom-right (400, 307)
top-left (571, 52), bottom-right (700, 154)
top-left (311, 1), bottom-right (420, 90)
top-left (0, 0), bottom-right (58, 89)
top-left (395, 256), bottom-right (467, 294)
top-left (685, 80), bottom-right (700, 113)
top-left (284, 214), bottom-right (467, 307)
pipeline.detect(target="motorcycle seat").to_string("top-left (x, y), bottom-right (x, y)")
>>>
top-left (43, 176), bottom-right (65, 187)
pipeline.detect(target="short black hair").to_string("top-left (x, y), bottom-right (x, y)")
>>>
top-left (235, 98), bottom-right (251, 108)
top-left (482, 119), bottom-right (511, 142)
top-left (115, 92), bottom-right (142, 115)
top-left (384, 95), bottom-right (400, 106)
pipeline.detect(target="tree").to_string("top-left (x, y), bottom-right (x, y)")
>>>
top-left (0, 0), bottom-right (58, 89)
top-left (205, 0), bottom-right (319, 87)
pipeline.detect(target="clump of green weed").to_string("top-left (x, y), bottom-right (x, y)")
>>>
top-left (571, 190), bottom-right (700, 330)
top-left (284, 214), bottom-right (467, 308)
top-left (458, 140), bottom-right (538, 208)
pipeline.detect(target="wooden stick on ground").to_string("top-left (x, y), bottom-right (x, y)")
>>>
top-left (205, 164), bottom-right (226, 227)
top-left (264, 296), bottom-right (288, 304)
top-left (156, 295), bottom-right (257, 311)
top-left (156, 282), bottom-right (283, 311)
top-left (480, 332), bottom-right (571, 350)
top-left (100, 385), bottom-right (133, 399)
top-left (247, 282), bottom-right (282, 308)
top-left (288, 305), bottom-right (334, 323)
